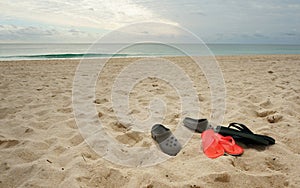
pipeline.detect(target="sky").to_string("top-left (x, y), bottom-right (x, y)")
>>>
top-left (0, 0), bottom-right (300, 44)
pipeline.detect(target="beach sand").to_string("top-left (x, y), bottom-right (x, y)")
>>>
top-left (0, 55), bottom-right (299, 187)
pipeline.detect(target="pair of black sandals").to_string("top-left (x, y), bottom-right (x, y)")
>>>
top-left (151, 117), bottom-right (275, 156)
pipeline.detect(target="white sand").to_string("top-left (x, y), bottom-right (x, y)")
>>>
top-left (0, 55), bottom-right (299, 187)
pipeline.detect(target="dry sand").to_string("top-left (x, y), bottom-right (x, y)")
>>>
top-left (0, 55), bottom-right (299, 187)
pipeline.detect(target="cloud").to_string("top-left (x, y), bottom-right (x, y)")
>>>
top-left (0, 0), bottom-right (300, 43)
top-left (192, 11), bottom-right (206, 16)
top-left (283, 32), bottom-right (298, 37)
top-left (253, 33), bottom-right (266, 38)
top-left (92, 22), bottom-right (200, 44)
top-left (0, 0), bottom-right (178, 30)
top-left (133, 0), bottom-right (300, 43)
top-left (0, 24), bottom-right (98, 42)
top-left (0, 22), bottom-right (191, 43)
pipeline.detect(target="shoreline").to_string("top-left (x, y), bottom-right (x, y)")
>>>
top-left (1, 54), bottom-right (300, 62)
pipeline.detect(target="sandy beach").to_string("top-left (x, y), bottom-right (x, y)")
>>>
top-left (0, 55), bottom-right (299, 187)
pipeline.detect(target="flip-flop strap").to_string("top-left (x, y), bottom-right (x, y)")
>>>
top-left (216, 126), bottom-right (270, 145)
top-left (229, 123), bottom-right (275, 145)
top-left (218, 135), bottom-right (236, 147)
top-left (228, 123), bottom-right (254, 134)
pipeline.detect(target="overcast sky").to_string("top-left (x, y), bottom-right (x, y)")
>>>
top-left (1, 0), bottom-right (299, 44)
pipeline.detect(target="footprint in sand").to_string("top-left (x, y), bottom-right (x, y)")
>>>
top-left (14, 148), bottom-right (42, 162)
top-left (267, 114), bottom-right (283, 123)
top-left (203, 172), bottom-right (231, 183)
top-left (255, 109), bottom-right (277, 117)
top-left (256, 109), bottom-right (282, 123)
top-left (34, 109), bottom-right (51, 117)
top-left (69, 134), bottom-right (84, 146)
top-left (57, 108), bottom-right (73, 113)
top-left (265, 157), bottom-right (285, 172)
top-left (93, 98), bottom-right (109, 104)
top-left (0, 107), bottom-right (20, 119)
top-left (247, 94), bottom-right (263, 103)
top-left (81, 151), bottom-right (98, 161)
top-left (165, 113), bottom-right (180, 125)
top-left (259, 99), bottom-right (272, 108)
top-left (0, 139), bottom-right (20, 148)
top-left (110, 121), bottom-right (129, 132)
top-left (129, 109), bottom-right (140, 115)
top-left (77, 168), bottom-right (128, 187)
top-left (115, 131), bottom-right (144, 146)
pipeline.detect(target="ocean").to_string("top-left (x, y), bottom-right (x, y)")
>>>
top-left (1, 43), bottom-right (300, 60)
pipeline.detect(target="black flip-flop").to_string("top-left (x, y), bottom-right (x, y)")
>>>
top-left (151, 124), bottom-right (181, 156)
top-left (215, 123), bottom-right (275, 146)
top-left (183, 117), bottom-right (212, 133)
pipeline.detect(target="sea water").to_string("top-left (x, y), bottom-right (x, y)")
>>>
top-left (0, 43), bottom-right (300, 60)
